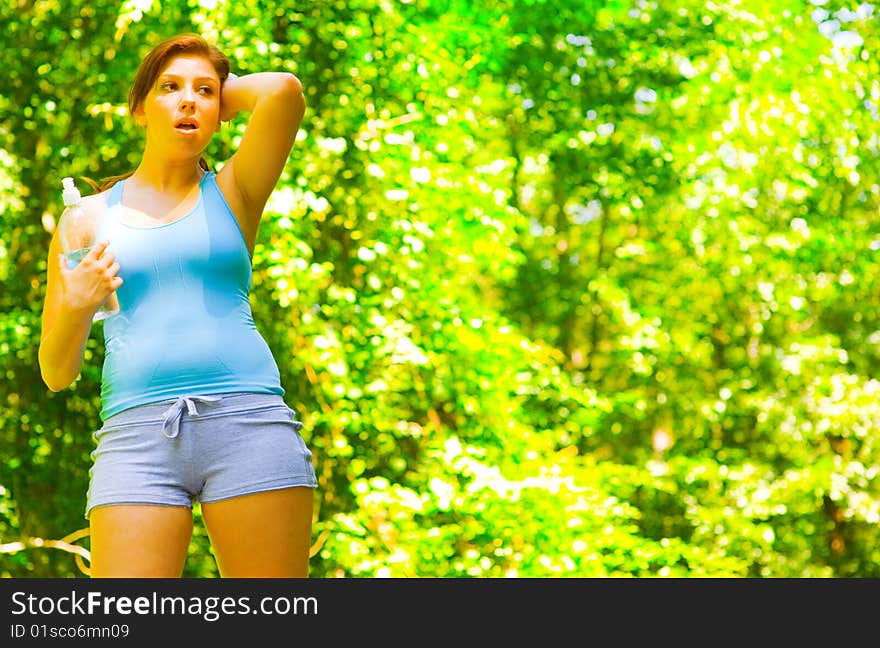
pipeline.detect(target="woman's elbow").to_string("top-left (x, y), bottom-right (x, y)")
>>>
top-left (39, 365), bottom-right (66, 392)
top-left (38, 350), bottom-right (71, 392)
top-left (278, 72), bottom-right (302, 96)
top-left (41, 372), bottom-right (66, 392)
top-left (276, 74), bottom-right (305, 110)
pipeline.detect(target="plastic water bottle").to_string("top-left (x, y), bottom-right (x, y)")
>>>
top-left (58, 177), bottom-right (119, 322)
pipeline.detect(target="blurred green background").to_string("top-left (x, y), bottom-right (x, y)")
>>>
top-left (2, 0), bottom-right (879, 577)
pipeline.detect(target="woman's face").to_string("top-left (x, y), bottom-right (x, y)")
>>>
top-left (135, 54), bottom-right (221, 156)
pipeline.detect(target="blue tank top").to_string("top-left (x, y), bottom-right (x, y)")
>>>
top-left (95, 171), bottom-right (284, 421)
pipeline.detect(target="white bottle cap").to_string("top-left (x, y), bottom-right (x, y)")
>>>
top-left (62, 177), bottom-right (81, 206)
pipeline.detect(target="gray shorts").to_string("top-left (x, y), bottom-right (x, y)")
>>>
top-left (85, 392), bottom-right (318, 519)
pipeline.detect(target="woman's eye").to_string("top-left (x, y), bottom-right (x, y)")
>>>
top-left (158, 81), bottom-right (214, 94)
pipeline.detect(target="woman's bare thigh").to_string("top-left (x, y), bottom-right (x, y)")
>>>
top-left (200, 487), bottom-right (314, 578)
top-left (89, 504), bottom-right (193, 578)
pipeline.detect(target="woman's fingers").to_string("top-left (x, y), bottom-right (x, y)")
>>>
top-left (97, 250), bottom-right (116, 270)
top-left (90, 240), bottom-right (111, 259)
top-left (82, 241), bottom-right (119, 272)
top-left (63, 244), bottom-right (122, 288)
top-left (55, 241), bottom-right (121, 313)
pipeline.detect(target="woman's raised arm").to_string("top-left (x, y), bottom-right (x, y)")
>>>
top-left (216, 72), bottom-right (306, 231)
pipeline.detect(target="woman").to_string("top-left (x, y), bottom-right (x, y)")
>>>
top-left (38, 33), bottom-right (317, 578)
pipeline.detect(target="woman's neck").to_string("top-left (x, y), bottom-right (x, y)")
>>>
top-left (129, 154), bottom-right (204, 193)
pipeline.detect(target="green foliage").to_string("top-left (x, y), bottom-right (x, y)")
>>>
top-left (1, 0), bottom-right (879, 578)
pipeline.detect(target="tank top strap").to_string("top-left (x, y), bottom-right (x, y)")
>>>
top-left (106, 180), bottom-right (125, 207)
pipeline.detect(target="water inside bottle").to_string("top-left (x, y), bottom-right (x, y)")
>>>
top-left (65, 247), bottom-right (90, 269)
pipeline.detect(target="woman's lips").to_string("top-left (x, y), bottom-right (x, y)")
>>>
top-left (174, 117), bottom-right (200, 134)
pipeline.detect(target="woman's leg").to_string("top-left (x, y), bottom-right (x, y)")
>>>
top-left (89, 504), bottom-right (193, 577)
top-left (200, 486), bottom-right (314, 577)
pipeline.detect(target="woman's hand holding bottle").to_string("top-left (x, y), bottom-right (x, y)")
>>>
top-left (57, 240), bottom-right (122, 317)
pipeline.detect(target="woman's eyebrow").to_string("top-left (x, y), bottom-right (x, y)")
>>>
top-left (158, 73), bottom-right (219, 84)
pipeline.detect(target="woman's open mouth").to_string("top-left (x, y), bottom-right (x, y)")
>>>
top-left (174, 118), bottom-right (200, 134)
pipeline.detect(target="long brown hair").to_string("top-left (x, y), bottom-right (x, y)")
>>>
top-left (83, 33), bottom-right (231, 194)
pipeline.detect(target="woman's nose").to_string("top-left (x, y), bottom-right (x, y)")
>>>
top-left (179, 89), bottom-right (196, 109)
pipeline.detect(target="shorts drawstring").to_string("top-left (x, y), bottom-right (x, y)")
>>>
top-left (161, 395), bottom-right (223, 439)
